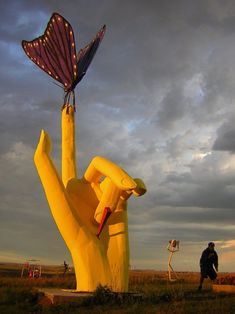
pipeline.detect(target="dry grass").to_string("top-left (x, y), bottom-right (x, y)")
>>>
top-left (0, 263), bottom-right (235, 313)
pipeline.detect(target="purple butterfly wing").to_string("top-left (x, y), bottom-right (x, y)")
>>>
top-left (22, 13), bottom-right (77, 90)
top-left (74, 25), bottom-right (106, 86)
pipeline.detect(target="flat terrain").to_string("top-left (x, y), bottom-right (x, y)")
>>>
top-left (0, 263), bottom-right (235, 313)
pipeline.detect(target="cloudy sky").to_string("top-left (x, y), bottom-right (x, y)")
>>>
top-left (2, 0), bottom-right (235, 272)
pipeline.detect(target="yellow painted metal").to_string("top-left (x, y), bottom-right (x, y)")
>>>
top-left (34, 104), bottom-right (146, 292)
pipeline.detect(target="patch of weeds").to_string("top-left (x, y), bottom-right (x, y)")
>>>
top-left (82, 285), bottom-right (143, 308)
top-left (0, 287), bottom-right (42, 314)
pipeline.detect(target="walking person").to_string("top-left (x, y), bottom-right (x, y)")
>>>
top-left (198, 242), bottom-right (218, 291)
top-left (63, 260), bottom-right (69, 277)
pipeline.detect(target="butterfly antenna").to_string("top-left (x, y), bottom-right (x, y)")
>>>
top-left (53, 81), bottom-right (64, 89)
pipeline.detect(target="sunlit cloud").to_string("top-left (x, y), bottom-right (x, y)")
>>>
top-left (193, 151), bottom-right (212, 160)
top-left (219, 239), bottom-right (235, 249)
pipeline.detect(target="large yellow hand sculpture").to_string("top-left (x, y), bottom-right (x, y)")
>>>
top-left (34, 104), bottom-right (146, 292)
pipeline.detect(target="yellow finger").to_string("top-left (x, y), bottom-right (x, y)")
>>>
top-left (84, 156), bottom-right (136, 191)
top-left (94, 177), bottom-right (121, 223)
top-left (132, 178), bottom-right (147, 196)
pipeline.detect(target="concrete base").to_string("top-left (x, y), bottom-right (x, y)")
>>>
top-left (38, 288), bottom-right (93, 304)
top-left (213, 284), bottom-right (235, 294)
top-left (38, 288), bottom-right (143, 305)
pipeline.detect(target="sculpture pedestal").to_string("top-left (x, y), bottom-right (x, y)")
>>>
top-left (38, 288), bottom-right (92, 304)
top-left (38, 288), bottom-right (143, 305)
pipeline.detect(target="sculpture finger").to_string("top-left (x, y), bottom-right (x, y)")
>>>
top-left (34, 130), bottom-right (80, 248)
top-left (94, 177), bottom-right (121, 224)
top-left (35, 129), bottom-right (51, 157)
top-left (61, 104), bottom-right (77, 186)
top-left (132, 178), bottom-right (147, 196)
top-left (94, 178), bottom-right (122, 238)
top-left (84, 156), bottom-right (137, 191)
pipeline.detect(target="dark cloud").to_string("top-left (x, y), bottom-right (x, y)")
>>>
top-left (155, 84), bottom-right (187, 130)
top-left (214, 129), bottom-right (235, 152)
top-left (213, 116), bottom-right (235, 152)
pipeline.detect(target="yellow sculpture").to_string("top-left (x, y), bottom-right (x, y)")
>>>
top-left (34, 104), bottom-right (146, 292)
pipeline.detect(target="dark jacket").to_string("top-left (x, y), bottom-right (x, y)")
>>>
top-left (200, 248), bottom-right (218, 269)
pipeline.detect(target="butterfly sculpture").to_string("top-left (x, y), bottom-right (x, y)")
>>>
top-left (22, 12), bottom-right (106, 109)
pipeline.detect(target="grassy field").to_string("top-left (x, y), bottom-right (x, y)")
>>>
top-left (1, 263), bottom-right (235, 313)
